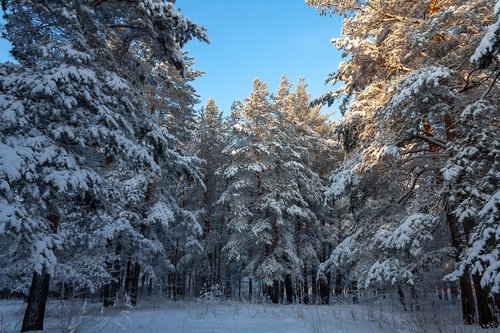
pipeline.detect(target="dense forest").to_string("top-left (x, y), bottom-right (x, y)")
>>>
top-left (0, 0), bottom-right (498, 332)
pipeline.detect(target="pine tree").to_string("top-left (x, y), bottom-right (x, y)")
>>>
top-left (0, 0), bottom-right (207, 330)
top-left (308, 0), bottom-right (499, 326)
top-left (196, 98), bottom-right (231, 295)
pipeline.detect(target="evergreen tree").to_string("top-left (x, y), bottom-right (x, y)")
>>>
top-left (308, 0), bottom-right (499, 326)
top-left (196, 98), bottom-right (231, 295)
top-left (0, 0), bottom-right (207, 330)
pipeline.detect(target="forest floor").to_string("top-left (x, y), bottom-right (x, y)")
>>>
top-left (0, 297), bottom-right (497, 333)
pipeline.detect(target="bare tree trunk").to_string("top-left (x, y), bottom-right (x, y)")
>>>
top-left (449, 282), bottom-right (459, 302)
top-left (22, 214), bottom-right (59, 332)
top-left (285, 274), bottom-right (293, 304)
top-left (148, 278), bottom-right (153, 296)
top-left (462, 217), bottom-right (497, 328)
top-left (248, 277), bottom-right (253, 301)
top-left (124, 258), bottom-right (133, 295)
top-left (224, 266), bottom-right (232, 299)
top-left (351, 280), bottom-right (358, 304)
top-left (21, 272), bottom-right (50, 332)
top-left (411, 285), bottom-right (420, 311)
top-left (319, 272), bottom-right (330, 305)
top-left (458, 275), bottom-right (476, 324)
top-left (303, 263), bottom-right (309, 304)
top-left (472, 274), bottom-right (498, 328)
top-left (335, 271), bottom-right (342, 300)
top-left (446, 210), bottom-right (476, 324)
top-left (311, 270), bottom-right (317, 304)
top-left (130, 262), bottom-right (140, 306)
top-left (397, 285), bottom-right (408, 312)
top-left (271, 280), bottom-right (280, 304)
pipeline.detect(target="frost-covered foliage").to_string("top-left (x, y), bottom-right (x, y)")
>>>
top-left (194, 98), bottom-right (231, 290)
top-left (470, 0), bottom-right (500, 66)
top-left (310, 0), bottom-right (499, 325)
top-left (443, 100), bottom-right (500, 293)
top-left (0, 0), bottom-right (208, 329)
top-left (218, 76), bottom-right (337, 302)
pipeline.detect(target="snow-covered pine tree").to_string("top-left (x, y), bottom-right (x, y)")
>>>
top-left (218, 77), bottom-right (337, 304)
top-left (218, 78), bottom-right (280, 302)
top-left (273, 76), bottom-right (338, 304)
top-left (144, 55), bottom-right (205, 301)
top-left (308, 0), bottom-right (499, 326)
top-left (0, 0), bottom-right (207, 330)
top-left (196, 98), bottom-right (231, 296)
top-left (444, 3), bottom-right (500, 324)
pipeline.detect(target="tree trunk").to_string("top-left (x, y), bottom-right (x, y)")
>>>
top-left (319, 272), bottom-right (330, 305)
top-left (268, 280), bottom-right (279, 304)
top-left (459, 275), bottom-right (476, 324)
top-left (311, 270), bottom-right (317, 304)
top-left (148, 278), bottom-right (153, 296)
top-left (449, 282), bottom-right (459, 302)
top-left (462, 217), bottom-right (497, 328)
top-left (472, 273), bottom-right (498, 328)
top-left (351, 280), bottom-right (358, 304)
top-left (224, 266), bottom-right (232, 299)
top-left (124, 258), bottom-right (133, 294)
top-left (335, 272), bottom-right (342, 300)
top-left (397, 285), bottom-right (408, 312)
top-left (303, 263), bottom-right (309, 304)
top-left (248, 277), bottom-right (253, 301)
top-left (431, 116), bottom-right (476, 325)
top-left (285, 274), bottom-right (293, 304)
top-left (130, 262), bottom-right (140, 306)
top-left (410, 285), bottom-right (420, 311)
top-left (446, 211), bottom-right (476, 324)
top-left (21, 272), bottom-right (50, 332)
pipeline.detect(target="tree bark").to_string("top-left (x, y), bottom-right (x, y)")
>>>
top-left (446, 209), bottom-right (476, 324)
top-left (472, 273), bottom-right (498, 328)
top-left (335, 271), bottom-right (342, 300)
top-left (462, 217), bottom-right (497, 328)
top-left (285, 274), bottom-right (293, 304)
top-left (248, 277), bottom-right (253, 301)
top-left (271, 280), bottom-right (280, 304)
top-left (21, 272), bottom-right (50, 332)
top-left (458, 275), bottom-right (476, 324)
top-left (319, 272), bottom-right (330, 305)
top-left (124, 258), bottom-right (133, 294)
top-left (224, 266), bottom-right (232, 299)
top-left (311, 270), bottom-right (317, 304)
top-left (148, 278), bottom-right (153, 296)
top-left (130, 262), bottom-right (140, 306)
top-left (410, 285), bottom-right (420, 311)
top-left (303, 263), bottom-right (309, 304)
top-left (351, 280), bottom-right (358, 304)
top-left (397, 285), bottom-right (408, 312)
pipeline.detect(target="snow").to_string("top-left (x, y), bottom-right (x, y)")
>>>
top-left (326, 155), bottom-right (360, 199)
top-left (147, 202), bottom-right (175, 226)
top-left (478, 189), bottom-right (500, 222)
top-left (0, 143), bottom-right (24, 182)
top-left (470, 2), bottom-right (500, 63)
top-left (388, 66), bottom-right (452, 110)
top-left (441, 164), bottom-right (462, 181)
top-left (1, 298), bottom-right (497, 333)
top-left (376, 145), bottom-right (400, 160)
top-left (32, 236), bottom-right (59, 275)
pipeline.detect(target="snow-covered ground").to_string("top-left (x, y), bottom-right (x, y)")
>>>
top-left (0, 298), bottom-right (497, 333)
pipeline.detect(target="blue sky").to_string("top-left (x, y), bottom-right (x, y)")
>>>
top-left (0, 1), bottom-right (343, 116)
top-left (178, 0), bottom-right (343, 116)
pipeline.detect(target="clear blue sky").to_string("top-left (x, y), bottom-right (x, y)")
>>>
top-left (178, 0), bottom-right (343, 116)
top-left (0, 1), bottom-right (343, 116)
